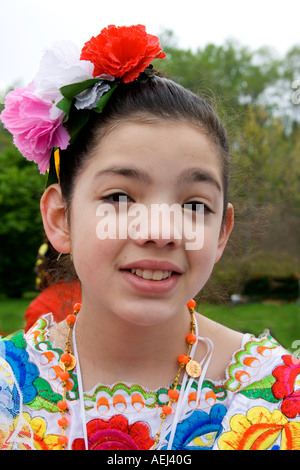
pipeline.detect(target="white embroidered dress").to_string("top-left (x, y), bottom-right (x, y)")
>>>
top-left (0, 313), bottom-right (299, 450)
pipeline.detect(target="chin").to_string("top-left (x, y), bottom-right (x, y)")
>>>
top-left (117, 297), bottom-right (185, 328)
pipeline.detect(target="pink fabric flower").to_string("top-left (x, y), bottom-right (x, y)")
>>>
top-left (0, 84), bottom-right (70, 174)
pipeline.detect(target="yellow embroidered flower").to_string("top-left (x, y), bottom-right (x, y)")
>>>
top-left (2, 413), bottom-right (61, 450)
top-left (22, 413), bottom-right (61, 450)
top-left (218, 406), bottom-right (300, 450)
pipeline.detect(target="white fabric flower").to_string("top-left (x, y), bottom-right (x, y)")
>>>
top-left (75, 81), bottom-right (111, 110)
top-left (33, 40), bottom-right (94, 118)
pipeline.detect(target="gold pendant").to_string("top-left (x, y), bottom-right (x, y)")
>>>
top-left (186, 360), bottom-right (202, 378)
top-left (59, 354), bottom-right (77, 372)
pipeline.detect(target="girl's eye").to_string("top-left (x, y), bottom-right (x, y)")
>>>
top-left (102, 192), bottom-right (133, 204)
top-left (184, 201), bottom-right (212, 213)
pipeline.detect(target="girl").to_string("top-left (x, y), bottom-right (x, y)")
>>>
top-left (0, 24), bottom-right (299, 451)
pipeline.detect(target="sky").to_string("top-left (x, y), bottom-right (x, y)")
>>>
top-left (1, 0), bottom-right (300, 92)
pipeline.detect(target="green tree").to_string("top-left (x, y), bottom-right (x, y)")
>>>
top-left (0, 140), bottom-right (46, 297)
top-left (157, 34), bottom-right (281, 118)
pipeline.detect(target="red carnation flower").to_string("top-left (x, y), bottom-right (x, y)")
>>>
top-left (80, 24), bottom-right (166, 83)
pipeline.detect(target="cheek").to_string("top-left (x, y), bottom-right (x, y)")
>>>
top-left (188, 223), bottom-right (221, 272)
top-left (72, 213), bottom-right (128, 284)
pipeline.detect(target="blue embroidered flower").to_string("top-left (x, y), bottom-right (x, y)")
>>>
top-left (0, 338), bottom-right (39, 405)
top-left (162, 404), bottom-right (227, 450)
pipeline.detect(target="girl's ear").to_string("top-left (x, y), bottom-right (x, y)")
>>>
top-left (214, 203), bottom-right (234, 264)
top-left (40, 184), bottom-right (71, 254)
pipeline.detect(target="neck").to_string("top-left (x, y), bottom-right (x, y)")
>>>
top-left (74, 295), bottom-right (192, 391)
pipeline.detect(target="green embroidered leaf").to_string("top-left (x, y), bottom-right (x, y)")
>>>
top-left (239, 375), bottom-right (280, 403)
top-left (29, 395), bottom-right (60, 413)
top-left (4, 330), bottom-right (26, 349)
top-left (28, 377), bottom-right (62, 413)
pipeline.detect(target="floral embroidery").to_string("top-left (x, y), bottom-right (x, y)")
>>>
top-left (27, 377), bottom-right (64, 413)
top-left (225, 335), bottom-right (279, 392)
top-left (272, 355), bottom-right (300, 418)
top-left (0, 413), bottom-right (60, 450)
top-left (72, 415), bottom-right (154, 450)
top-left (0, 335), bottom-right (39, 404)
top-left (218, 406), bottom-right (300, 450)
top-left (23, 413), bottom-right (61, 450)
top-left (238, 375), bottom-right (280, 403)
top-left (26, 315), bottom-right (79, 411)
top-left (27, 317), bottom-right (51, 347)
top-left (84, 383), bottom-right (158, 414)
top-left (1, 316), bottom-right (299, 451)
top-left (162, 404), bottom-right (227, 450)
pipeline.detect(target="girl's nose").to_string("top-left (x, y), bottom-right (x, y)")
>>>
top-left (128, 203), bottom-right (183, 249)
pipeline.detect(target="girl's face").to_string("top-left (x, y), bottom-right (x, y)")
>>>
top-left (68, 120), bottom-right (233, 326)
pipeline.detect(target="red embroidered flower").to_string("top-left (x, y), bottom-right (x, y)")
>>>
top-left (80, 24), bottom-right (166, 83)
top-left (72, 415), bottom-right (154, 450)
top-left (272, 355), bottom-right (300, 418)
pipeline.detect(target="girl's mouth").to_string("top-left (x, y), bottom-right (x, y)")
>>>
top-left (120, 261), bottom-right (181, 294)
top-left (129, 268), bottom-right (173, 281)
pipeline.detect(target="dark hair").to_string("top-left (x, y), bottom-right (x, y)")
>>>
top-left (59, 72), bottom-right (230, 223)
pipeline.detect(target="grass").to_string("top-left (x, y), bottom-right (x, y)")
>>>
top-left (0, 295), bottom-right (299, 353)
top-left (200, 301), bottom-right (300, 352)
top-left (0, 295), bottom-right (34, 335)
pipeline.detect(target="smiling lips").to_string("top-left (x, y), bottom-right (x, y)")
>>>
top-left (129, 268), bottom-right (173, 281)
top-left (120, 261), bottom-right (182, 288)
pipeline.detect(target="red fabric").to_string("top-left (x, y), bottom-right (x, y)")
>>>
top-left (72, 415), bottom-right (154, 450)
top-left (272, 354), bottom-right (300, 418)
top-left (80, 24), bottom-right (166, 82)
top-left (25, 281), bottom-right (81, 331)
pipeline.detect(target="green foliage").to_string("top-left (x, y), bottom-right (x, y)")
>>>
top-left (158, 35), bottom-right (281, 120)
top-left (200, 302), bottom-right (300, 350)
top-left (0, 139), bottom-right (46, 297)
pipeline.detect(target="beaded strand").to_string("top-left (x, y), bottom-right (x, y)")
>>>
top-left (152, 299), bottom-right (201, 449)
top-left (57, 302), bottom-right (81, 449)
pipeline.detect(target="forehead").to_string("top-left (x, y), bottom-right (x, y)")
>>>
top-left (76, 120), bottom-right (224, 197)
top-left (94, 120), bottom-right (221, 166)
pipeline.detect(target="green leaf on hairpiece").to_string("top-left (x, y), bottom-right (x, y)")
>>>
top-left (56, 97), bottom-right (72, 118)
top-left (59, 78), bottom-right (101, 100)
top-left (93, 83), bottom-right (117, 113)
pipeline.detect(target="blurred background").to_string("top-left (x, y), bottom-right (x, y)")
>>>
top-left (0, 0), bottom-right (299, 351)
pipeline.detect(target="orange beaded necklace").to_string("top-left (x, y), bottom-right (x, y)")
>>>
top-left (57, 302), bottom-right (81, 449)
top-left (56, 299), bottom-right (201, 450)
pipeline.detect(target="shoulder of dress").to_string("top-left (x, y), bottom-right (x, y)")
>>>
top-left (224, 331), bottom-right (291, 394)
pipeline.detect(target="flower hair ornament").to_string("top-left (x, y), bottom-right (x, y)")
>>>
top-left (0, 24), bottom-right (166, 186)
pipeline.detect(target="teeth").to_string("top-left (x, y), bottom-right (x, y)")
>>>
top-left (130, 268), bottom-right (172, 280)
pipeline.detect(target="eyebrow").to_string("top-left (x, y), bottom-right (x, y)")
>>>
top-left (94, 166), bottom-right (151, 184)
top-left (94, 166), bottom-right (221, 192)
top-left (177, 168), bottom-right (222, 192)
